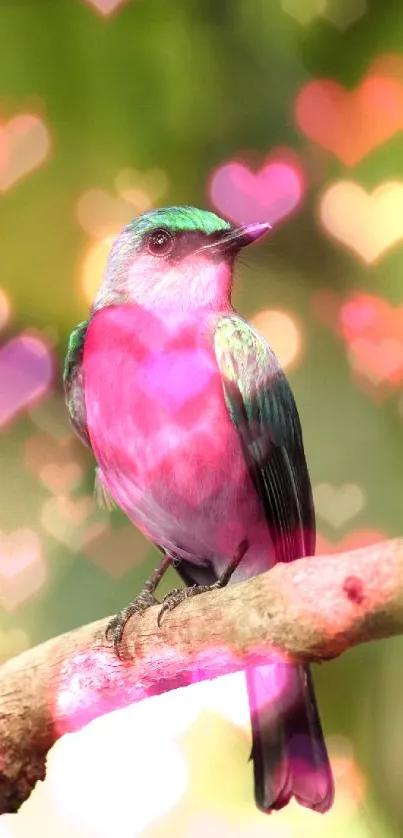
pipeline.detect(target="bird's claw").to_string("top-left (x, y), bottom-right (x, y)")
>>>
top-left (106, 589), bottom-right (159, 657)
top-left (157, 584), bottom-right (211, 627)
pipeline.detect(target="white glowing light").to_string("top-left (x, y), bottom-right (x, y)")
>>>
top-left (48, 692), bottom-right (192, 836)
top-left (204, 672), bottom-right (251, 727)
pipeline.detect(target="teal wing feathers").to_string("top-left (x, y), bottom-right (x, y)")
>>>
top-left (214, 314), bottom-right (315, 562)
top-left (63, 321), bottom-right (91, 449)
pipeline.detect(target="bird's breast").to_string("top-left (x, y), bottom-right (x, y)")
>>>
top-left (83, 305), bottom-right (246, 512)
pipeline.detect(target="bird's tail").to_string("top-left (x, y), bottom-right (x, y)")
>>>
top-left (246, 662), bottom-right (334, 813)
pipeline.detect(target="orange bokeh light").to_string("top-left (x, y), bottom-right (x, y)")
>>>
top-left (251, 309), bottom-right (302, 371)
top-left (80, 235), bottom-right (116, 306)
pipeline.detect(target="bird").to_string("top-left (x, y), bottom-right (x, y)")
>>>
top-left (64, 205), bottom-right (334, 814)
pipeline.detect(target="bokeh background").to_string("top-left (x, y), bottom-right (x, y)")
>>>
top-left (1, 0), bottom-right (403, 835)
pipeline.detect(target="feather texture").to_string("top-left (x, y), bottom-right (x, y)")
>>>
top-left (63, 321), bottom-right (91, 449)
top-left (214, 314), bottom-right (333, 813)
top-left (214, 314), bottom-right (315, 561)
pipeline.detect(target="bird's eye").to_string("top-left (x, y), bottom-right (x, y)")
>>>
top-left (147, 228), bottom-right (174, 256)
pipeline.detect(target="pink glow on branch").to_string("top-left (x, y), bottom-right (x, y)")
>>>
top-left (51, 641), bottom-right (292, 742)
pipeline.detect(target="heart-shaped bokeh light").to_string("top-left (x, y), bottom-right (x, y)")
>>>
top-left (24, 432), bottom-right (86, 494)
top-left (0, 288), bottom-right (11, 332)
top-left (82, 522), bottom-right (150, 577)
top-left (319, 180), bottom-right (403, 263)
top-left (77, 189), bottom-right (153, 239)
top-left (314, 483), bottom-right (366, 528)
top-left (317, 0), bottom-right (367, 30)
top-left (281, 0), bottom-right (318, 25)
top-left (251, 309), bottom-right (302, 371)
top-left (0, 529), bottom-right (46, 612)
top-left (77, 168), bottom-right (168, 239)
top-left (0, 333), bottom-right (53, 428)
top-left (78, 169), bottom-right (168, 302)
top-left (80, 235), bottom-right (116, 305)
top-left (41, 494), bottom-right (95, 551)
top-left (82, 0), bottom-right (129, 15)
top-left (312, 289), bottom-right (403, 397)
top-left (209, 152), bottom-right (304, 227)
top-left (340, 292), bottom-right (403, 391)
top-left (0, 114), bottom-right (50, 191)
top-left (282, 0), bottom-right (367, 29)
top-left (295, 75), bottom-right (403, 165)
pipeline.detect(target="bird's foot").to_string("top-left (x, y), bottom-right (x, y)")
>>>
top-left (157, 538), bottom-right (249, 627)
top-left (106, 586), bottom-right (159, 657)
top-left (157, 584), bottom-right (215, 627)
top-left (157, 538), bottom-right (249, 626)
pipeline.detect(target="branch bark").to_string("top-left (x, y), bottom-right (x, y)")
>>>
top-left (1, 537), bottom-right (402, 814)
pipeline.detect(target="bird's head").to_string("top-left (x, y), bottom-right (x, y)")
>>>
top-left (92, 206), bottom-right (270, 312)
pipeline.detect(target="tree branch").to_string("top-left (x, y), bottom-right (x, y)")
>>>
top-left (1, 537), bottom-right (402, 813)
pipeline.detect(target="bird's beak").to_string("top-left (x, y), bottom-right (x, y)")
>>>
top-left (214, 221), bottom-right (271, 253)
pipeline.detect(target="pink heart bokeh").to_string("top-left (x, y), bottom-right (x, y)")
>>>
top-left (312, 289), bottom-right (403, 397)
top-left (0, 334), bottom-right (53, 428)
top-left (209, 154), bottom-right (304, 227)
top-left (0, 114), bottom-right (50, 192)
top-left (0, 529), bottom-right (46, 612)
top-left (83, 0), bottom-right (129, 16)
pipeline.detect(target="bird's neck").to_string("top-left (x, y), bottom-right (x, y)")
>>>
top-left (93, 255), bottom-right (234, 314)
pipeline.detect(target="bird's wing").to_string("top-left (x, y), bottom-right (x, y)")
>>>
top-left (64, 320), bottom-right (117, 510)
top-left (214, 314), bottom-right (315, 562)
top-left (63, 321), bottom-right (92, 449)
